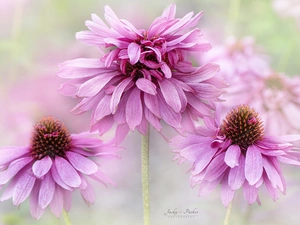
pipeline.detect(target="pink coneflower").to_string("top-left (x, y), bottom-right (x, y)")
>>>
top-left (58, 4), bottom-right (227, 143)
top-left (201, 37), bottom-right (300, 135)
top-left (171, 105), bottom-right (300, 206)
top-left (0, 117), bottom-right (118, 219)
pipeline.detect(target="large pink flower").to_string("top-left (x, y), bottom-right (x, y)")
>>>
top-left (0, 117), bottom-right (119, 219)
top-left (171, 105), bottom-right (300, 206)
top-left (58, 4), bottom-right (227, 143)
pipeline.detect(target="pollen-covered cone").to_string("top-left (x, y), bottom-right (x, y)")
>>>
top-left (0, 117), bottom-right (119, 219)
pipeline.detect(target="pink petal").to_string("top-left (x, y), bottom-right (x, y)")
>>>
top-left (30, 181), bottom-right (44, 219)
top-left (243, 182), bottom-right (258, 204)
top-left (115, 123), bottom-right (130, 145)
top-left (54, 157), bottom-right (81, 188)
top-left (224, 145), bottom-right (241, 168)
top-left (228, 156), bottom-right (246, 190)
top-left (65, 151), bottom-right (98, 175)
top-left (128, 42), bottom-right (141, 65)
top-left (62, 189), bottom-right (72, 211)
top-left (93, 95), bottom-right (112, 121)
top-left (110, 77), bottom-right (133, 113)
top-left (136, 78), bottom-right (157, 95)
top-left (0, 146), bottom-right (29, 165)
top-left (198, 175), bottom-right (223, 197)
top-left (262, 157), bottom-right (284, 191)
top-left (144, 93), bottom-right (160, 117)
top-left (161, 63), bottom-right (172, 78)
top-left (203, 152), bottom-right (228, 182)
top-left (221, 176), bottom-right (235, 207)
top-left (158, 93), bottom-right (181, 128)
top-left (50, 185), bottom-right (64, 217)
top-left (245, 145), bottom-right (263, 185)
top-left (38, 173), bottom-right (55, 209)
top-left (32, 156), bottom-right (53, 178)
top-left (77, 73), bottom-right (115, 97)
top-left (13, 172), bottom-right (36, 205)
top-left (158, 79), bottom-right (182, 113)
top-left (144, 107), bottom-right (162, 132)
top-left (0, 156), bottom-right (33, 185)
top-left (80, 180), bottom-right (96, 206)
top-left (50, 163), bottom-right (73, 191)
top-left (126, 88), bottom-right (143, 130)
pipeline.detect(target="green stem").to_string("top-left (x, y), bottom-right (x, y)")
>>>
top-left (223, 201), bottom-right (233, 225)
top-left (62, 209), bottom-right (72, 225)
top-left (141, 129), bottom-right (150, 225)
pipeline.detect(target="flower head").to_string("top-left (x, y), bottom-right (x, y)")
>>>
top-left (58, 4), bottom-right (227, 143)
top-left (171, 105), bottom-right (300, 206)
top-left (0, 117), bottom-right (119, 219)
top-left (201, 37), bottom-right (300, 135)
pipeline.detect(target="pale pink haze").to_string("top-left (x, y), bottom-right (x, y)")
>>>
top-left (171, 105), bottom-right (300, 206)
top-left (201, 37), bottom-right (300, 135)
top-left (58, 4), bottom-right (227, 143)
top-left (0, 117), bottom-right (119, 219)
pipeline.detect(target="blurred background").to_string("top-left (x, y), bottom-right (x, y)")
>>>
top-left (1, 0), bottom-right (300, 224)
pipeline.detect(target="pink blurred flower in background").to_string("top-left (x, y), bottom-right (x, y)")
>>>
top-left (201, 36), bottom-right (300, 135)
top-left (272, 0), bottom-right (300, 26)
top-left (171, 105), bottom-right (300, 206)
top-left (0, 117), bottom-right (119, 219)
top-left (58, 4), bottom-right (227, 143)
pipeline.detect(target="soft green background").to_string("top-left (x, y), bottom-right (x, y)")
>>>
top-left (0, 0), bottom-right (300, 225)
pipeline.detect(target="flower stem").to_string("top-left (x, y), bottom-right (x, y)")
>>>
top-left (223, 201), bottom-right (233, 225)
top-left (62, 209), bottom-right (72, 225)
top-left (141, 129), bottom-right (150, 225)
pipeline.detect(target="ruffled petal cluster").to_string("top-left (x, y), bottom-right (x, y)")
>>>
top-left (58, 4), bottom-right (227, 142)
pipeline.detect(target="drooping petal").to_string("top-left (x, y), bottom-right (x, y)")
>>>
top-left (80, 178), bottom-right (96, 206)
top-left (30, 181), bottom-right (44, 219)
top-left (38, 173), bottom-right (55, 209)
top-left (13, 172), bottom-right (36, 205)
top-left (0, 146), bottom-right (29, 165)
top-left (54, 157), bottom-right (81, 188)
top-left (245, 145), bottom-right (263, 185)
top-left (125, 88), bottom-right (143, 130)
top-left (221, 175), bottom-right (235, 207)
top-left (0, 157), bottom-right (33, 185)
top-left (32, 156), bottom-right (53, 178)
top-left (110, 77), bottom-right (133, 113)
top-left (224, 145), bottom-right (241, 168)
top-left (228, 155), bottom-right (246, 190)
top-left (243, 182), bottom-right (258, 204)
top-left (50, 185), bottom-right (64, 217)
top-left (158, 79), bottom-right (181, 113)
top-left (203, 152), bottom-right (228, 182)
top-left (65, 151), bottom-right (98, 175)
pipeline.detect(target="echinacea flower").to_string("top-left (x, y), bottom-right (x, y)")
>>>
top-left (0, 117), bottom-right (119, 219)
top-left (58, 4), bottom-right (227, 143)
top-left (171, 105), bottom-right (300, 206)
top-left (201, 37), bottom-right (300, 135)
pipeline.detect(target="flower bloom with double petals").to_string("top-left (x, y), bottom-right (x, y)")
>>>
top-left (171, 105), bottom-right (300, 206)
top-left (58, 4), bottom-right (227, 143)
top-left (0, 117), bottom-right (119, 219)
